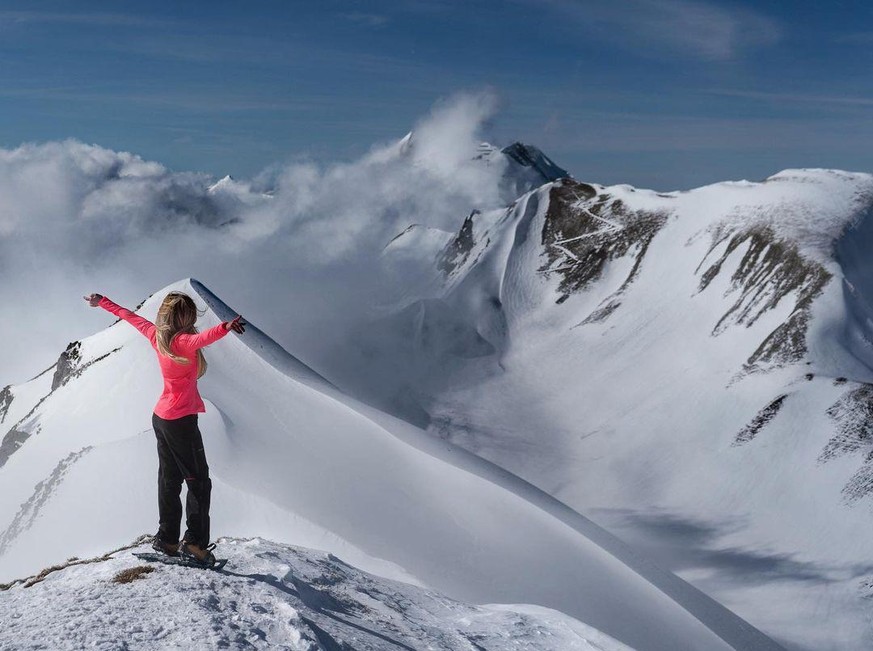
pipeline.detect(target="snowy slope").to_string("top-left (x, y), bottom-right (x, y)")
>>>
top-left (367, 168), bottom-right (873, 650)
top-left (0, 279), bottom-right (784, 651)
top-left (1, 536), bottom-right (634, 651)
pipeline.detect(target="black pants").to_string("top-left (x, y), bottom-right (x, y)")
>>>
top-left (152, 413), bottom-right (211, 548)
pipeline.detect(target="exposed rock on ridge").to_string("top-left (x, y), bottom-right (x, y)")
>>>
top-left (538, 179), bottom-right (669, 315)
top-left (0, 387), bottom-right (12, 425)
top-left (697, 226), bottom-right (832, 373)
top-left (0, 342), bottom-right (120, 468)
top-left (439, 210), bottom-right (479, 276)
top-left (501, 142), bottom-right (570, 184)
top-left (822, 383), bottom-right (873, 503)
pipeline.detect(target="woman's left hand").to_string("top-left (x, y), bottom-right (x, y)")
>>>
top-left (83, 293), bottom-right (103, 307)
top-left (225, 315), bottom-right (246, 334)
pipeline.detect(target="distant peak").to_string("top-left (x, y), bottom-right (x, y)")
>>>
top-left (208, 175), bottom-right (234, 191)
top-left (398, 132), bottom-right (413, 153)
top-left (500, 142), bottom-right (570, 183)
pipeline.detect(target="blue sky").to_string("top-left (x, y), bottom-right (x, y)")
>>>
top-left (0, 0), bottom-right (871, 189)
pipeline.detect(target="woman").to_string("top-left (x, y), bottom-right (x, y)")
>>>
top-left (84, 291), bottom-right (245, 566)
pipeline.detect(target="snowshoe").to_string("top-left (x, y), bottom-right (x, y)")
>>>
top-left (132, 550), bottom-right (228, 571)
top-left (179, 541), bottom-right (218, 568)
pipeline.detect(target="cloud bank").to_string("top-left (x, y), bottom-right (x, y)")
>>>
top-left (0, 91), bottom-right (507, 385)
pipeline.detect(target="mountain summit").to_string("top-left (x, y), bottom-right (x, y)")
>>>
top-left (0, 278), bottom-right (783, 651)
top-left (2, 536), bottom-right (636, 651)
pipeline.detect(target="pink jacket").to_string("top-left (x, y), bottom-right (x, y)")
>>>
top-left (99, 296), bottom-right (230, 420)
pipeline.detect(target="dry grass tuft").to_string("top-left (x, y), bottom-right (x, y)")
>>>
top-left (112, 565), bottom-right (155, 584)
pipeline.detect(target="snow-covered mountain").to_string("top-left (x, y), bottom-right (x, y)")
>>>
top-left (0, 279), bottom-right (783, 650)
top-left (358, 167), bottom-right (873, 650)
top-left (1, 536), bottom-right (635, 651)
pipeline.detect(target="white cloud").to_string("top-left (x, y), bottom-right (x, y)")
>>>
top-left (0, 92), bottom-right (506, 385)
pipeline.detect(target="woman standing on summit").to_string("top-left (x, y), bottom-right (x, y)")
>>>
top-left (84, 291), bottom-right (245, 567)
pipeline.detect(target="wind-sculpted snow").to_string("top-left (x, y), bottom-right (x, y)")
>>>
top-left (5, 112), bottom-right (873, 648)
top-left (0, 278), bottom-right (787, 651)
top-left (0, 537), bottom-right (636, 651)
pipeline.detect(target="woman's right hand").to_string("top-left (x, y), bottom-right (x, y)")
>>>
top-left (225, 315), bottom-right (246, 334)
top-left (83, 293), bottom-right (103, 307)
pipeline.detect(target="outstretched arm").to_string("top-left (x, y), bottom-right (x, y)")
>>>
top-left (174, 315), bottom-right (246, 352)
top-left (85, 293), bottom-right (156, 340)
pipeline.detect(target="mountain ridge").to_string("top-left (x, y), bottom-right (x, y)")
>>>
top-left (355, 163), bottom-right (873, 650)
top-left (0, 278), bottom-right (785, 651)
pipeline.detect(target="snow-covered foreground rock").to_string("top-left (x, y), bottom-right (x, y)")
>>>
top-left (0, 536), bottom-right (634, 651)
top-left (357, 167), bottom-right (873, 650)
top-left (0, 279), bottom-right (783, 650)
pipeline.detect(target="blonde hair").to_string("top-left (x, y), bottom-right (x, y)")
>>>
top-left (155, 292), bottom-right (207, 378)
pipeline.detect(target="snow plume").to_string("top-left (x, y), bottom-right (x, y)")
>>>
top-left (245, 89), bottom-right (503, 263)
top-left (0, 91), bottom-right (504, 384)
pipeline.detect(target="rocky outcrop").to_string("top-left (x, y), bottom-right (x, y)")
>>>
top-left (1, 344), bottom-right (120, 468)
top-left (438, 210), bottom-right (478, 276)
top-left (501, 142), bottom-right (570, 183)
top-left (51, 342), bottom-right (82, 391)
top-left (52, 342), bottom-right (120, 391)
top-left (734, 394), bottom-right (788, 445)
top-left (0, 428), bottom-right (32, 470)
top-left (697, 226), bottom-right (832, 373)
top-left (538, 179), bottom-right (669, 315)
top-left (821, 384), bottom-right (873, 503)
top-left (0, 386), bottom-right (12, 424)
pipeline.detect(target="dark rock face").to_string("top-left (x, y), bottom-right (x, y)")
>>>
top-left (439, 210), bottom-right (479, 276)
top-left (821, 383), bottom-right (873, 503)
top-left (52, 342), bottom-right (82, 391)
top-left (822, 384), bottom-right (873, 460)
top-left (0, 429), bottom-right (32, 470)
top-left (501, 142), bottom-right (570, 183)
top-left (538, 179), bottom-right (669, 316)
top-left (697, 226), bottom-right (832, 372)
top-left (52, 342), bottom-right (121, 392)
top-left (734, 394), bottom-right (788, 445)
top-left (386, 224), bottom-right (419, 246)
top-left (0, 386), bottom-right (12, 424)
top-left (1, 344), bottom-right (120, 468)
